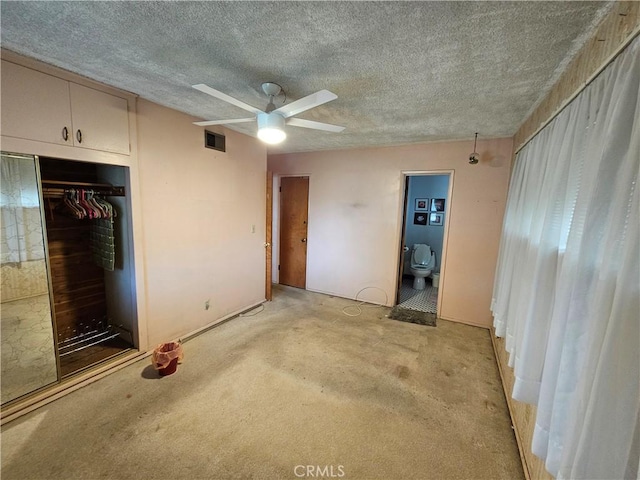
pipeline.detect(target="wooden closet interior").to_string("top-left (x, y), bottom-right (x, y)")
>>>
top-left (40, 157), bottom-right (136, 377)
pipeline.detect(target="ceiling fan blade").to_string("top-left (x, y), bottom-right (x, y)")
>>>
top-left (273, 90), bottom-right (338, 118)
top-left (192, 84), bottom-right (262, 115)
top-left (287, 117), bottom-right (345, 133)
top-left (193, 118), bottom-right (255, 126)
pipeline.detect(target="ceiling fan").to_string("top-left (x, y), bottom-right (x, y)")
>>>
top-left (192, 82), bottom-right (345, 144)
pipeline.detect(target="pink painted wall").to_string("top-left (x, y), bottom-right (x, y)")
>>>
top-left (269, 138), bottom-right (513, 327)
top-left (136, 99), bottom-right (267, 346)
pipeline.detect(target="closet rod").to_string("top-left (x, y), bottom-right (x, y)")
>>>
top-left (41, 181), bottom-right (125, 198)
top-left (42, 187), bottom-right (125, 198)
top-left (42, 180), bottom-right (115, 188)
top-left (515, 27), bottom-right (640, 155)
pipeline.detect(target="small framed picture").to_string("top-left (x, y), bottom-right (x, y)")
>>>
top-left (430, 198), bottom-right (445, 212)
top-left (414, 212), bottom-right (427, 225)
top-left (429, 213), bottom-right (444, 226)
top-left (415, 198), bottom-right (429, 211)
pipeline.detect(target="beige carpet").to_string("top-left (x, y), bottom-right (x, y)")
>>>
top-left (1, 285), bottom-right (523, 480)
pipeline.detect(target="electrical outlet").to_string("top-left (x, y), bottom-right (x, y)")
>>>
top-left (205, 300), bottom-right (210, 310)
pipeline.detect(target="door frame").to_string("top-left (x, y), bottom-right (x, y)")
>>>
top-left (271, 173), bottom-right (312, 287)
top-left (397, 170), bottom-right (454, 319)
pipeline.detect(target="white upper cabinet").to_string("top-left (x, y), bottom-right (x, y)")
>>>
top-left (1, 61), bottom-right (73, 146)
top-left (69, 83), bottom-right (130, 155)
top-left (1, 60), bottom-right (131, 155)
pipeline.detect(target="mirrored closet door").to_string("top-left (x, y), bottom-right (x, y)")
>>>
top-left (1, 153), bottom-right (58, 404)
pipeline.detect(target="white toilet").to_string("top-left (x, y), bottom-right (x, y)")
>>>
top-left (410, 244), bottom-right (436, 290)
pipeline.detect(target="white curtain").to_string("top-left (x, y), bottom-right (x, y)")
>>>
top-left (492, 36), bottom-right (639, 479)
top-left (0, 155), bottom-right (45, 265)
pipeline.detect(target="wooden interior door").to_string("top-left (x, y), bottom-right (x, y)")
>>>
top-left (265, 171), bottom-right (273, 301)
top-left (279, 176), bottom-right (309, 288)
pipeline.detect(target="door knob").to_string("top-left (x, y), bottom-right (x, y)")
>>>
top-left (301, 238), bottom-right (307, 243)
top-left (264, 242), bottom-right (271, 247)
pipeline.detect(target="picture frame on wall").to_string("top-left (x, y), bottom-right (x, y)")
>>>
top-left (415, 198), bottom-right (429, 211)
top-left (430, 198), bottom-right (445, 212)
top-left (429, 213), bottom-right (444, 226)
top-left (414, 212), bottom-right (428, 225)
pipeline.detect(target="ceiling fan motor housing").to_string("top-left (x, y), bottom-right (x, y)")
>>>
top-left (257, 112), bottom-right (285, 130)
top-left (257, 112), bottom-right (286, 144)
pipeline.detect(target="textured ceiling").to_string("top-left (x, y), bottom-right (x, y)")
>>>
top-left (1, 1), bottom-right (611, 154)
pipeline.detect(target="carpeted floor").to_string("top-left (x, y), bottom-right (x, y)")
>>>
top-left (1, 286), bottom-right (523, 480)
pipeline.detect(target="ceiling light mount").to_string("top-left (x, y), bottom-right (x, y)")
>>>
top-left (469, 132), bottom-right (479, 165)
top-left (262, 82), bottom-right (284, 113)
top-left (261, 82), bottom-right (282, 97)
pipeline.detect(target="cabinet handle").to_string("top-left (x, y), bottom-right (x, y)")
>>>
top-left (62, 127), bottom-right (69, 141)
top-left (76, 129), bottom-right (82, 144)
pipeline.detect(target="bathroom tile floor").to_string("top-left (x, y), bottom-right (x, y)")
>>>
top-left (398, 277), bottom-right (438, 314)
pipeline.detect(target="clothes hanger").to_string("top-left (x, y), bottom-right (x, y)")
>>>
top-left (62, 189), bottom-right (84, 219)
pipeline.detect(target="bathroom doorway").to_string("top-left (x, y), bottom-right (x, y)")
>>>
top-left (396, 172), bottom-right (452, 317)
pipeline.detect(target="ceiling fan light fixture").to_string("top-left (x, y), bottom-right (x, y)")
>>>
top-left (192, 83), bottom-right (343, 142)
top-left (257, 112), bottom-right (286, 144)
top-left (258, 127), bottom-right (286, 144)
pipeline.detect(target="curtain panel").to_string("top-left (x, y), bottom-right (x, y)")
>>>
top-left (0, 156), bottom-right (45, 265)
top-left (492, 37), bottom-right (639, 479)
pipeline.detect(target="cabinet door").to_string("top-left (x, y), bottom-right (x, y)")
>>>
top-left (1, 61), bottom-right (73, 146)
top-left (69, 83), bottom-right (130, 155)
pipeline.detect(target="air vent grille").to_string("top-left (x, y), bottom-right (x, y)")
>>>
top-left (205, 131), bottom-right (225, 152)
